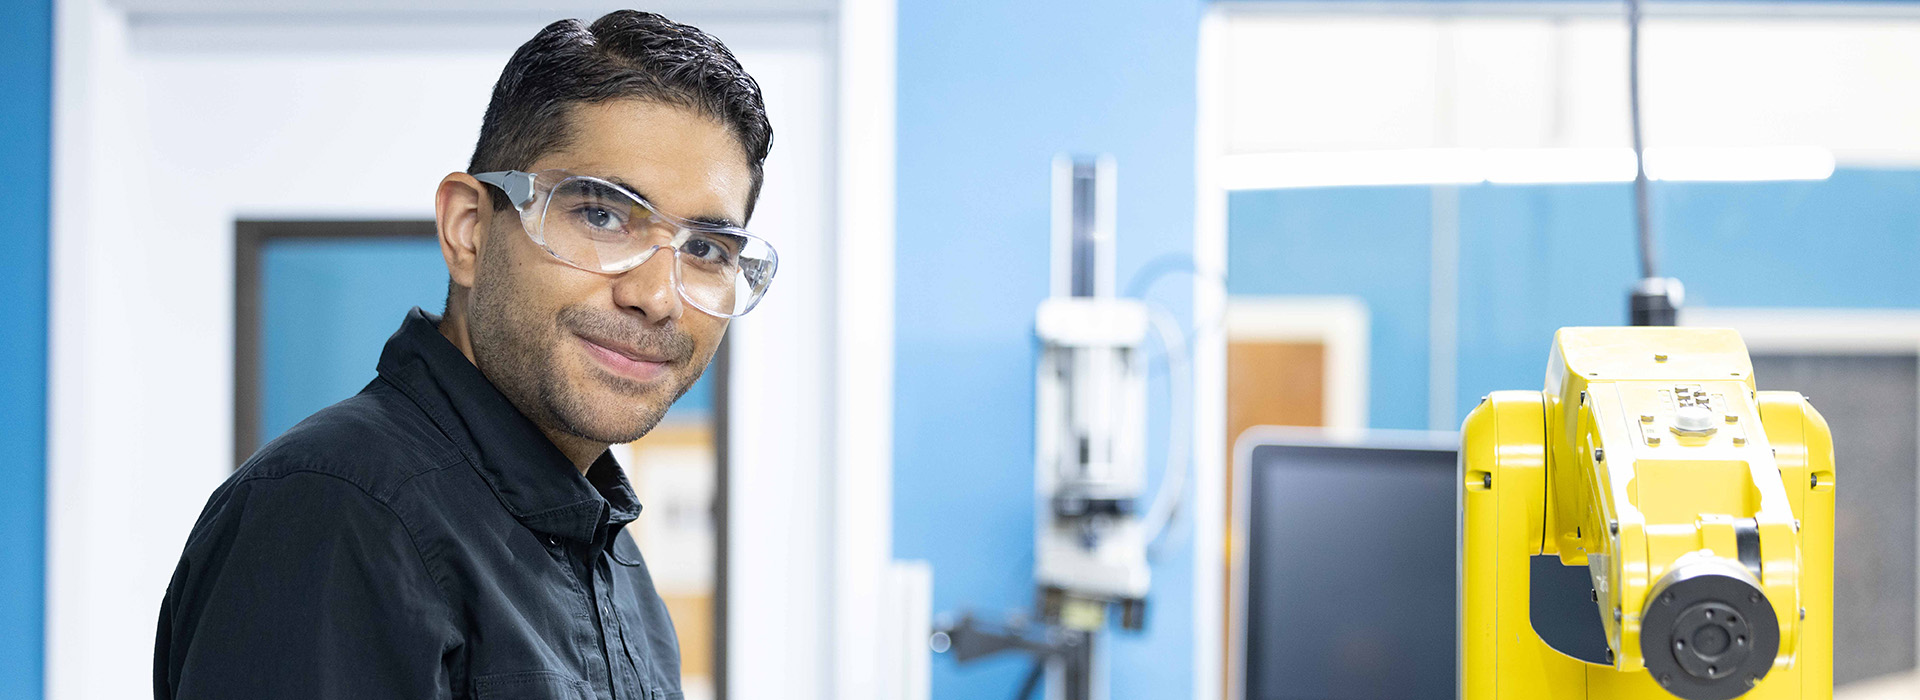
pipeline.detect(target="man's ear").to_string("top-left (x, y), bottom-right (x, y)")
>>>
top-left (435, 172), bottom-right (492, 291)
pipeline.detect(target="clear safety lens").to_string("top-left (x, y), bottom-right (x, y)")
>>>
top-left (670, 228), bottom-right (777, 317)
top-left (519, 172), bottom-right (778, 317)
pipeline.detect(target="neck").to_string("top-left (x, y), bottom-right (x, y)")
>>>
top-left (439, 304), bottom-right (607, 475)
top-left (540, 426), bottom-right (609, 476)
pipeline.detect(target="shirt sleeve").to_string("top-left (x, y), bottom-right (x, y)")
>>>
top-left (154, 470), bottom-right (458, 700)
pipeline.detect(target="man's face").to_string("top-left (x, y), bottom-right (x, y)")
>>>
top-left (468, 99), bottom-right (754, 444)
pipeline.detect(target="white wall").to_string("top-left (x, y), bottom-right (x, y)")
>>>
top-left (719, 24), bottom-right (836, 700)
top-left (48, 2), bottom-right (848, 698)
top-left (1218, 8), bottom-right (1920, 165)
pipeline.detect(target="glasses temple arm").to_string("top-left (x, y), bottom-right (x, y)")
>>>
top-left (473, 170), bottom-right (536, 210)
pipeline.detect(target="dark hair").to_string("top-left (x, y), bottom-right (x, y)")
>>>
top-left (468, 10), bottom-right (772, 219)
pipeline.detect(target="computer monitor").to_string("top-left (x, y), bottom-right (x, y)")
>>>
top-left (1229, 429), bottom-right (1458, 700)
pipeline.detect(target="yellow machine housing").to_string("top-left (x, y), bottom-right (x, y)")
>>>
top-left (1460, 327), bottom-right (1835, 700)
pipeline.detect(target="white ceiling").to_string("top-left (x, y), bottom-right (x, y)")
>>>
top-left (108, 0), bottom-right (835, 54)
top-left (110, 0), bottom-right (836, 18)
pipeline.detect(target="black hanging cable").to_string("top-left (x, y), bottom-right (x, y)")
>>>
top-left (1628, 0), bottom-right (1656, 281)
top-left (1625, 0), bottom-right (1680, 325)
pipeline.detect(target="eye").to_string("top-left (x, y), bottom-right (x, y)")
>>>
top-left (571, 204), bottom-right (629, 235)
top-left (682, 232), bottom-right (741, 265)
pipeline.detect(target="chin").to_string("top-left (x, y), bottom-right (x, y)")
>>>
top-left (557, 367), bottom-right (679, 443)
top-left (555, 400), bottom-right (671, 445)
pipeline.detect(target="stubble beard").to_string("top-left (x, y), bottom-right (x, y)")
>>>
top-left (467, 249), bottom-right (707, 446)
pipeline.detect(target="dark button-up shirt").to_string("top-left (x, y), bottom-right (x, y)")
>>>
top-left (155, 308), bottom-right (683, 700)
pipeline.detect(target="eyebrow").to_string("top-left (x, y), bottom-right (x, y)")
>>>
top-left (605, 176), bottom-right (744, 229)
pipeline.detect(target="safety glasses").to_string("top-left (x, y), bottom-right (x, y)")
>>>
top-left (474, 169), bottom-right (778, 318)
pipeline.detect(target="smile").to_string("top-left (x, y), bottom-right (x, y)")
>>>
top-left (575, 334), bottom-right (672, 382)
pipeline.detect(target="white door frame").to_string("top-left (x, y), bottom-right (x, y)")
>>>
top-left (827, 0), bottom-right (899, 698)
top-left (1222, 296), bottom-right (1371, 434)
top-left (1191, 8), bottom-right (1231, 700)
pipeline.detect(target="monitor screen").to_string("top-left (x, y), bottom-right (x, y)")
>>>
top-left (1242, 442), bottom-right (1458, 700)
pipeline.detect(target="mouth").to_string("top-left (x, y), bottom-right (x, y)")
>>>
top-left (574, 333), bottom-right (673, 383)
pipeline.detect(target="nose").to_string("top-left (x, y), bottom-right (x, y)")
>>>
top-left (609, 246), bottom-right (684, 324)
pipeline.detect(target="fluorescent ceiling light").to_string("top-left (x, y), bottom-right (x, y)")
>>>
top-left (1219, 148), bottom-right (1484, 189)
top-left (1220, 146), bottom-right (1836, 190)
top-left (1483, 148), bottom-right (1637, 184)
top-left (1644, 146), bottom-right (1836, 182)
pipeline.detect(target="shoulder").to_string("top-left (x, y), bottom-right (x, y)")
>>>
top-left (159, 458), bottom-right (459, 683)
top-left (239, 379), bottom-right (466, 503)
top-left (179, 381), bottom-right (469, 553)
top-left (169, 461), bottom-right (438, 602)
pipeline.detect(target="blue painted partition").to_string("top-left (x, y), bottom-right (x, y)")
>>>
top-left (0, 0), bottom-right (52, 696)
top-left (893, 1), bottom-right (1203, 698)
top-left (1227, 186), bottom-right (1438, 430)
top-left (1459, 170), bottom-right (1920, 417)
top-left (1226, 169), bottom-right (1920, 429)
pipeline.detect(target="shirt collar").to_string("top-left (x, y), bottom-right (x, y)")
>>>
top-left (375, 307), bottom-right (641, 543)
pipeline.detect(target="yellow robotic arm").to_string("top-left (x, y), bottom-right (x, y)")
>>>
top-left (1460, 327), bottom-right (1835, 700)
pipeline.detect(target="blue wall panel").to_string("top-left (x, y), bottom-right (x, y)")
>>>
top-left (1659, 170), bottom-right (1920, 309)
top-left (0, 0), bottom-right (52, 695)
top-left (1227, 187), bottom-right (1435, 430)
top-left (1453, 183), bottom-right (1642, 420)
top-left (1227, 170), bottom-right (1920, 433)
top-left (1458, 171), bottom-right (1920, 415)
top-left (894, 1), bottom-right (1202, 698)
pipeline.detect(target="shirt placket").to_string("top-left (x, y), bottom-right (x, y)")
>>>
top-left (556, 535), bottom-right (618, 700)
top-left (593, 550), bottom-right (648, 698)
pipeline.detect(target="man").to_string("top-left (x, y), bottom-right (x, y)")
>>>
top-left (154, 11), bottom-right (776, 699)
